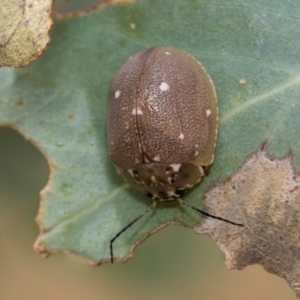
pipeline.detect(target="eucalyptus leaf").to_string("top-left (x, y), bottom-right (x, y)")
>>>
top-left (0, 0), bottom-right (299, 279)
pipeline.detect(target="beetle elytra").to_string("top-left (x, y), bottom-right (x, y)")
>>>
top-left (106, 47), bottom-right (243, 263)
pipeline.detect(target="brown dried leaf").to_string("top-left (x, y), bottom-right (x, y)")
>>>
top-left (0, 0), bottom-right (52, 67)
top-left (195, 145), bottom-right (300, 296)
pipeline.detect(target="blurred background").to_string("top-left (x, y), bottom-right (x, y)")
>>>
top-left (0, 1), bottom-right (295, 299)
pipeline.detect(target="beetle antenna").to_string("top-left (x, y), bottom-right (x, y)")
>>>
top-left (178, 199), bottom-right (243, 227)
top-left (110, 201), bottom-right (157, 264)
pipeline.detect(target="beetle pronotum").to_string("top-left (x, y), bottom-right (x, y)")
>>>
top-left (106, 46), bottom-right (243, 263)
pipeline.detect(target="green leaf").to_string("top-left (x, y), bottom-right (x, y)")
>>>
top-left (1, 0), bottom-right (300, 265)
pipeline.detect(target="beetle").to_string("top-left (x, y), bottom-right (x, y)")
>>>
top-left (106, 46), bottom-right (243, 263)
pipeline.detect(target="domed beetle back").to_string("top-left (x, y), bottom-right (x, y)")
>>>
top-left (106, 46), bottom-right (243, 263)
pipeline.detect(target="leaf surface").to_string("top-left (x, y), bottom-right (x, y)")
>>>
top-left (0, 0), bottom-right (52, 67)
top-left (0, 2), bottom-right (300, 292)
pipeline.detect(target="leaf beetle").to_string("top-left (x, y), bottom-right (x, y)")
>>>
top-left (106, 46), bottom-right (243, 263)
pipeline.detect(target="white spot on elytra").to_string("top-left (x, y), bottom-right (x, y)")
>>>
top-left (178, 133), bottom-right (184, 140)
top-left (167, 177), bottom-right (172, 184)
top-left (167, 191), bottom-right (176, 197)
top-left (110, 140), bottom-right (114, 145)
top-left (195, 144), bottom-right (199, 148)
top-left (159, 82), bottom-right (170, 92)
top-left (165, 51), bottom-right (171, 55)
top-left (115, 90), bottom-right (121, 99)
top-left (132, 108), bottom-right (143, 115)
top-left (206, 109), bottom-right (211, 116)
top-left (194, 151), bottom-right (199, 157)
top-left (151, 175), bottom-right (157, 182)
top-left (198, 166), bottom-right (204, 176)
top-left (147, 96), bottom-right (155, 102)
top-left (146, 96), bottom-right (156, 106)
top-left (153, 155), bottom-right (160, 161)
top-left (170, 163), bottom-right (181, 172)
top-left (128, 169), bottom-right (134, 177)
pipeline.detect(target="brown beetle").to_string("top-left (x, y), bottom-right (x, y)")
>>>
top-left (106, 47), bottom-right (243, 263)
